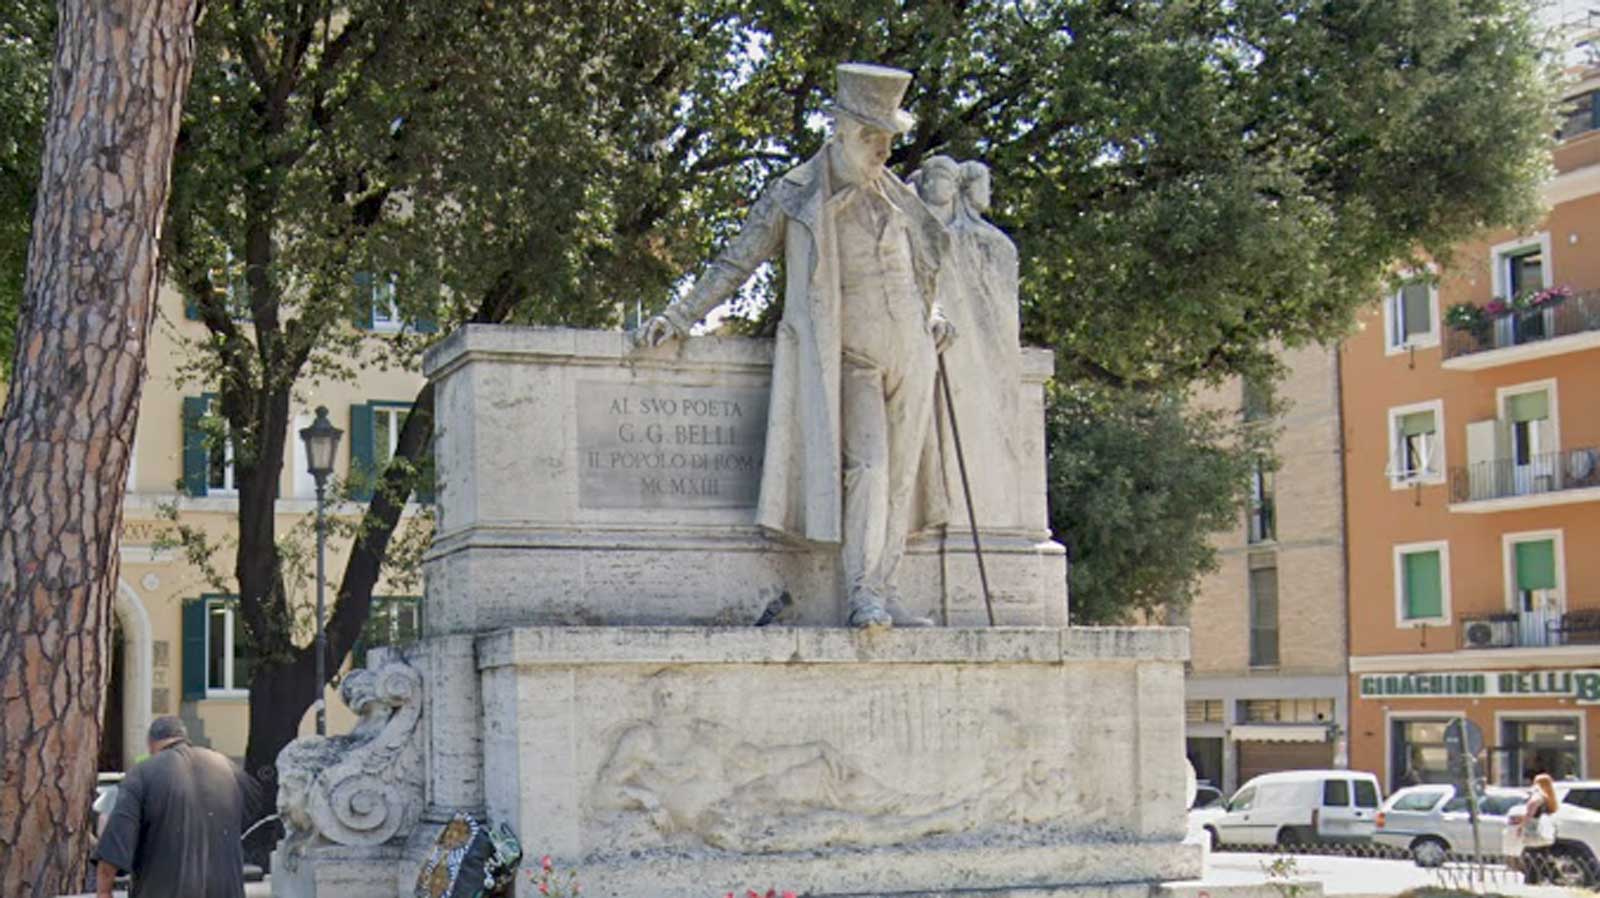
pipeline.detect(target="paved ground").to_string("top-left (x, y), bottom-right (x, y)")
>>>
top-left (1182, 850), bottom-right (1588, 897)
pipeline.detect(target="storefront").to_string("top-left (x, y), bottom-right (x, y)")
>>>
top-left (1350, 667), bottom-right (1599, 792)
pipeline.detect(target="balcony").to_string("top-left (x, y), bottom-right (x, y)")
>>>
top-left (1460, 610), bottom-right (1600, 650)
top-left (1442, 290), bottom-right (1600, 369)
top-left (1449, 445), bottom-right (1600, 512)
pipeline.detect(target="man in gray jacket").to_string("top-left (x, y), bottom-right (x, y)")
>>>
top-left (96, 716), bottom-right (259, 898)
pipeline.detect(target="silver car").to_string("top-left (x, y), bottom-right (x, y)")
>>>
top-left (1375, 784), bottom-right (1528, 867)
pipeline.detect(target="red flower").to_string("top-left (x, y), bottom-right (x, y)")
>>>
top-left (538, 884), bottom-right (550, 896)
top-left (782, 892), bottom-right (797, 898)
top-left (542, 855), bottom-right (554, 872)
top-left (766, 890), bottom-right (777, 898)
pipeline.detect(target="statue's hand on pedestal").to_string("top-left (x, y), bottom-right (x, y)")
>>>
top-left (637, 314), bottom-right (683, 349)
top-left (930, 314), bottom-right (957, 353)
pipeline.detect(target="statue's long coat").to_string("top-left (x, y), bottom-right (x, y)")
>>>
top-left (668, 149), bottom-right (952, 544)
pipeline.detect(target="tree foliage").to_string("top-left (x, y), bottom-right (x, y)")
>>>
top-left (0, 0), bottom-right (1559, 821)
top-left (1047, 383), bottom-right (1274, 624)
top-left (0, 0), bottom-right (52, 377)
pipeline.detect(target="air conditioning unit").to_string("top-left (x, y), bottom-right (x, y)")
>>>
top-left (1464, 618), bottom-right (1516, 649)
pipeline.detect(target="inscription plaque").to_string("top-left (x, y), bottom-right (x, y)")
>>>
top-left (578, 381), bottom-right (768, 509)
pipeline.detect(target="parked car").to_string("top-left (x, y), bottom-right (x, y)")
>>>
top-left (1375, 784), bottom-right (1528, 866)
top-left (1188, 784), bottom-right (1228, 848)
top-left (1508, 779), bottom-right (1600, 888)
top-left (1193, 783), bottom-right (1224, 810)
top-left (1204, 769), bottom-right (1381, 849)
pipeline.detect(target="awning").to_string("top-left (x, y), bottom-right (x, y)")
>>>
top-left (1230, 724), bottom-right (1331, 743)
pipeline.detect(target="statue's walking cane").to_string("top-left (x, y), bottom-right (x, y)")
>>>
top-left (937, 353), bottom-right (995, 625)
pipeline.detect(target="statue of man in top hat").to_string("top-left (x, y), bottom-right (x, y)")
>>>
top-left (639, 62), bottom-right (956, 629)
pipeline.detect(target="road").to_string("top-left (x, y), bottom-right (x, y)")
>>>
top-left (1187, 850), bottom-right (1589, 897)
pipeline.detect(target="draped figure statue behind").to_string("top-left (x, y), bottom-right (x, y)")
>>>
top-left (912, 157), bottom-right (1023, 531)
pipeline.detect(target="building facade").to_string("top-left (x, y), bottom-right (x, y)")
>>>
top-left (1341, 54), bottom-right (1600, 792)
top-left (101, 281), bottom-right (428, 768)
top-left (1184, 344), bottom-right (1351, 794)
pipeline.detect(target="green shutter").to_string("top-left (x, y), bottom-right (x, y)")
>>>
top-left (181, 396), bottom-right (210, 497)
top-left (1399, 411), bottom-right (1435, 437)
top-left (1515, 540), bottom-right (1557, 591)
top-left (353, 272), bottom-right (375, 330)
top-left (1403, 551), bottom-right (1444, 620)
top-left (181, 598), bottom-right (208, 700)
top-left (1507, 391), bottom-right (1549, 422)
top-left (350, 403), bottom-right (375, 501)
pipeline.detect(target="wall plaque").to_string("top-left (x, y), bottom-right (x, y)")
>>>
top-left (578, 382), bottom-right (768, 509)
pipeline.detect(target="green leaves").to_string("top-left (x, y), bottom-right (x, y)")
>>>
top-left (1046, 383), bottom-right (1273, 624)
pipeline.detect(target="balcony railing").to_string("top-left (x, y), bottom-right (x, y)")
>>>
top-left (1449, 445), bottom-right (1600, 504)
top-left (1443, 290), bottom-right (1600, 360)
top-left (1460, 609), bottom-right (1600, 649)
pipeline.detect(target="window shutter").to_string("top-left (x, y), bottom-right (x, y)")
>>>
top-left (181, 396), bottom-right (210, 497)
top-left (1403, 551), bottom-right (1443, 619)
top-left (353, 272), bottom-right (375, 330)
top-left (1507, 391), bottom-right (1549, 423)
top-left (1515, 540), bottom-right (1557, 592)
top-left (350, 403), bottom-right (375, 501)
top-left (181, 598), bottom-right (208, 700)
top-left (1401, 285), bottom-right (1431, 338)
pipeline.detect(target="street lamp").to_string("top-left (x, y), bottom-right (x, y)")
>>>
top-left (299, 405), bottom-right (342, 735)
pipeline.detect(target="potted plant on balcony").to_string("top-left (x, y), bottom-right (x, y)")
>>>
top-left (1444, 302), bottom-right (1492, 345)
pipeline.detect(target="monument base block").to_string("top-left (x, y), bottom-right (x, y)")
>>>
top-left (415, 625), bottom-right (1199, 898)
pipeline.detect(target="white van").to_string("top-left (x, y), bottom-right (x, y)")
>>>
top-left (1206, 770), bottom-right (1382, 849)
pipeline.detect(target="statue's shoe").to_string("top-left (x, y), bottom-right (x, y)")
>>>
top-left (849, 601), bottom-right (892, 629)
top-left (884, 595), bottom-right (934, 627)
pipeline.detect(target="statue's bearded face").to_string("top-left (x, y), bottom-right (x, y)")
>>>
top-left (834, 117), bottom-right (893, 184)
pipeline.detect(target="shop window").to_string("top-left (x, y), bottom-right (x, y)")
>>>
top-left (1498, 718), bottom-right (1581, 785)
top-left (1391, 718), bottom-right (1454, 791)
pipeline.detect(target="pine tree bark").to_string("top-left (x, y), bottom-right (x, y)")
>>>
top-left (0, 2), bottom-right (197, 894)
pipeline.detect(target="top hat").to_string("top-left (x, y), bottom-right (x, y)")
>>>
top-left (826, 63), bottom-right (916, 135)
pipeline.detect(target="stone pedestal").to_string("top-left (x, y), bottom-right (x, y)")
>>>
top-left (422, 326), bottom-right (1067, 632)
top-left (466, 626), bottom-right (1198, 898)
top-left (275, 325), bottom-right (1200, 898)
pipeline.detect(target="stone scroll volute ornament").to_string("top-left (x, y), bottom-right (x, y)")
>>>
top-left (275, 661), bottom-right (425, 861)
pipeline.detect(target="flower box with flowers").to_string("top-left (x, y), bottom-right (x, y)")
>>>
top-left (1446, 285), bottom-right (1573, 343)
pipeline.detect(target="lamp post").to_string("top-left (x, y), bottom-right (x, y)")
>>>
top-left (299, 406), bottom-right (342, 735)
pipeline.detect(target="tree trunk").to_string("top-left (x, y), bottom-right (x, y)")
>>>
top-left (0, 1), bottom-right (197, 895)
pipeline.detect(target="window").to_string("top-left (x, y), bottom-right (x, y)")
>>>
top-left (204, 597), bottom-right (251, 695)
top-left (1248, 558), bottom-right (1279, 667)
top-left (1506, 248), bottom-right (1543, 298)
top-left (1243, 699), bottom-right (1334, 723)
top-left (359, 272), bottom-right (401, 332)
top-left (1229, 786), bottom-right (1256, 812)
top-left (1186, 700), bottom-right (1225, 724)
top-left (354, 596), bottom-right (421, 666)
top-left (1387, 401), bottom-right (1444, 486)
top-left (1505, 389), bottom-right (1551, 468)
top-left (1248, 462), bottom-right (1275, 543)
top-left (181, 394), bottom-right (236, 497)
top-left (1558, 90), bottom-right (1599, 141)
top-left (1242, 376), bottom-right (1271, 422)
top-left (1394, 542), bottom-right (1449, 625)
top-left (349, 401), bottom-right (432, 503)
top-left (1323, 779), bottom-right (1350, 806)
top-left (1499, 718), bottom-right (1581, 785)
top-left (1391, 719), bottom-right (1455, 791)
top-left (1353, 780), bottom-right (1379, 809)
top-left (1392, 789), bottom-right (1449, 812)
top-left (1386, 280), bottom-right (1437, 351)
top-left (1564, 788), bottom-right (1600, 812)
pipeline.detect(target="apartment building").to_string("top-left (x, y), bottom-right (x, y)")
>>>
top-left (1341, 53), bottom-right (1600, 791)
top-left (1183, 345), bottom-right (1350, 794)
top-left (100, 281), bottom-right (428, 768)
